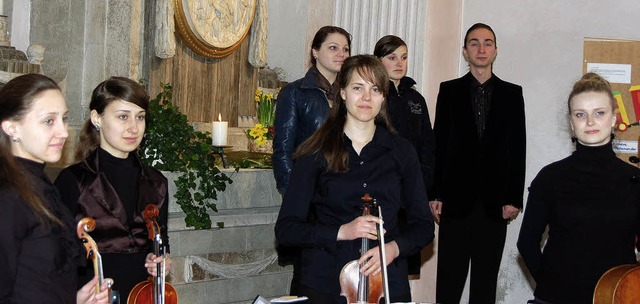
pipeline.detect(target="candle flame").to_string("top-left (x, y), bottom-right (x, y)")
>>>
top-left (218, 113), bottom-right (222, 122)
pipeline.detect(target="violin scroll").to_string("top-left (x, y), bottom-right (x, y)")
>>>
top-left (77, 217), bottom-right (119, 303)
top-left (143, 205), bottom-right (160, 240)
top-left (77, 218), bottom-right (98, 261)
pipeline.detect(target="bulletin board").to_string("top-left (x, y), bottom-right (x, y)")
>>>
top-left (583, 38), bottom-right (640, 166)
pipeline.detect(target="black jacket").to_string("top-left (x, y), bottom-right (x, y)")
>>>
top-left (272, 69), bottom-right (331, 194)
top-left (431, 72), bottom-right (526, 219)
top-left (386, 76), bottom-right (435, 191)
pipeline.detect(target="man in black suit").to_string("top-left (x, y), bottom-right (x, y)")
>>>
top-left (429, 23), bottom-right (526, 304)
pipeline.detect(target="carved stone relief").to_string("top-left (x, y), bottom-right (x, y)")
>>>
top-left (174, 0), bottom-right (257, 58)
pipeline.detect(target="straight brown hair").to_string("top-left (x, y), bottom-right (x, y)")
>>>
top-left (294, 55), bottom-right (394, 173)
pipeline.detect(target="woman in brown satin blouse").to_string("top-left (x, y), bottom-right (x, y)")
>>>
top-left (55, 77), bottom-right (172, 300)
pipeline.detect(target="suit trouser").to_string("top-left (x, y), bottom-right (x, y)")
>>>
top-left (435, 203), bottom-right (507, 304)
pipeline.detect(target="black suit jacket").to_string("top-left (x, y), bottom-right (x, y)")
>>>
top-left (431, 72), bottom-right (526, 219)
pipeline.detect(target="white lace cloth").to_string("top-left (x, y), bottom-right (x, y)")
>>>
top-left (183, 253), bottom-right (278, 282)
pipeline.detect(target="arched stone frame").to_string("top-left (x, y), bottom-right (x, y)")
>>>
top-left (174, 0), bottom-right (257, 58)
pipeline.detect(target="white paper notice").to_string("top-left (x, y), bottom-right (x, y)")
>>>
top-left (613, 139), bottom-right (638, 154)
top-left (587, 63), bottom-right (632, 84)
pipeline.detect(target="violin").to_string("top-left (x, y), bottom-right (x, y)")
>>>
top-left (128, 205), bottom-right (178, 304)
top-left (339, 193), bottom-right (390, 304)
top-left (77, 217), bottom-right (120, 304)
top-left (593, 264), bottom-right (640, 303)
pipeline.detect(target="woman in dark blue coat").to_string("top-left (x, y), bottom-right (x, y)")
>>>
top-left (272, 25), bottom-right (351, 195)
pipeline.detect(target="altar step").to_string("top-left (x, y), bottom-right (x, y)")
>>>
top-left (164, 168), bottom-right (291, 303)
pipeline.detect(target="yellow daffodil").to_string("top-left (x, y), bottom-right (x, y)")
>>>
top-left (256, 136), bottom-right (267, 145)
top-left (249, 128), bottom-right (261, 137)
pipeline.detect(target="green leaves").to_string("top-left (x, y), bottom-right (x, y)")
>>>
top-left (139, 83), bottom-right (232, 229)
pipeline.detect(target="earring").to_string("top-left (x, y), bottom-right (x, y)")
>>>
top-left (570, 130), bottom-right (576, 143)
top-left (11, 135), bottom-right (19, 142)
top-left (95, 125), bottom-right (100, 132)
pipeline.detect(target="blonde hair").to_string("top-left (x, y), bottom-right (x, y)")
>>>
top-left (567, 72), bottom-right (614, 112)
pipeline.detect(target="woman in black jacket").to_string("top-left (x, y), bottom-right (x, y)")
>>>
top-left (374, 35), bottom-right (434, 191)
top-left (374, 35), bottom-right (435, 276)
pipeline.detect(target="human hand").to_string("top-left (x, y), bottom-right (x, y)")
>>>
top-left (145, 253), bottom-right (173, 277)
top-left (502, 205), bottom-right (521, 222)
top-left (76, 276), bottom-right (112, 304)
top-left (337, 215), bottom-right (382, 241)
top-left (428, 200), bottom-right (442, 224)
top-left (358, 241), bottom-right (400, 276)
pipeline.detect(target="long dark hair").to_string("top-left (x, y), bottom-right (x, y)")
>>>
top-left (374, 35), bottom-right (407, 58)
top-left (0, 74), bottom-right (63, 226)
top-left (75, 76), bottom-right (150, 162)
top-left (309, 25), bottom-right (352, 67)
top-left (294, 55), bottom-right (393, 173)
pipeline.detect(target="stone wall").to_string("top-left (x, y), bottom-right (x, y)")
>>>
top-left (164, 168), bottom-right (291, 303)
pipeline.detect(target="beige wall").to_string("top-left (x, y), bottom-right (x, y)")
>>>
top-left (411, 2), bottom-right (464, 301)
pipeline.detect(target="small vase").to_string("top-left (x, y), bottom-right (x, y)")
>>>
top-left (248, 139), bottom-right (273, 154)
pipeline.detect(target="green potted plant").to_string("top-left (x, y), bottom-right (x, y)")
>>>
top-left (138, 83), bottom-right (232, 229)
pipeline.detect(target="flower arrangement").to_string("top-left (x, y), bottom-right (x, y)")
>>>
top-left (246, 88), bottom-right (277, 147)
top-left (247, 123), bottom-right (274, 145)
top-left (255, 88), bottom-right (275, 127)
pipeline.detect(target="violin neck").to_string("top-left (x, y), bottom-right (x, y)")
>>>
top-left (94, 252), bottom-right (119, 304)
top-left (94, 253), bottom-right (105, 289)
top-left (357, 236), bottom-right (370, 301)
top-left (154, 233), bottom-right (165, 304)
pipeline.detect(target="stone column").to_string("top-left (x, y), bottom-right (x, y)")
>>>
top-left (0, 15), bottom-right (10, 47)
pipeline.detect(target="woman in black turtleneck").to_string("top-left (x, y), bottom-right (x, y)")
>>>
top-left (55, 77), bottom-right (171, 300)
top-left (0, 74), bottom-right (110, 303)
top-left (517, 72), bottom-right (640, 304)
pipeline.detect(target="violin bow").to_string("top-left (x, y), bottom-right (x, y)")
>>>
top-left (143, 204), bottom-right (165, 304)
top-left (377, 205), bottom-right (391, 304)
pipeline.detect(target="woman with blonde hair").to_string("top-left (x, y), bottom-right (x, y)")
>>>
top-left (518, 72), bottom-right (640, 303)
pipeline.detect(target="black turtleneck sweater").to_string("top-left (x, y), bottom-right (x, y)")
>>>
top-left (517, 141), bottom-right (640, 303)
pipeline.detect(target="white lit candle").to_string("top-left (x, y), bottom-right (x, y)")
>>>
top-left (212, 113), bottom-right (228, 146)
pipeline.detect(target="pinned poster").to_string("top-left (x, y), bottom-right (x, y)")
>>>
top-left (587, 63), bottom-right (632, 84)
top-left (613, 91), bottom-right (630, 126)
top-left (583, 38), bottom-right (640, 166)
